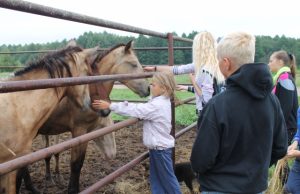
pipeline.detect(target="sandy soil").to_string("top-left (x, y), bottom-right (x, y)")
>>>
top-left (18, 122), bottom-right (198, 194)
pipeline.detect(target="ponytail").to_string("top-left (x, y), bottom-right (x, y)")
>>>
top-left (289, 53), bottom-right (297, 79)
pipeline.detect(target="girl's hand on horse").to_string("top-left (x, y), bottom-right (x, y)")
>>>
top-left (176, 85), bottom-right (188, 91)
top-left (92, 100), bottom-right (111, 110)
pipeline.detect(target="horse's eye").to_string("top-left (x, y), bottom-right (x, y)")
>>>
top-left (131, 63), bottom-right (138, 68)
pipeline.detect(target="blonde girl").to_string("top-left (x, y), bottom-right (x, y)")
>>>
top-left (144, 31), bottom-right (224, 115)
top-left (92, 72), bottom-right (181, 194)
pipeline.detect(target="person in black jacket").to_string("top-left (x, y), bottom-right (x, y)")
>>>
top-left (190, 31), bottom-right (288, 194)
top-left (269, 50), bottom-right (298, 144)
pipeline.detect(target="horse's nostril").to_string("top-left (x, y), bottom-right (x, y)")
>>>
top-left (148, 86), bottom-right (150, 93)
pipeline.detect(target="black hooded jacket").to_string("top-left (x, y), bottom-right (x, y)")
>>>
top-left (190, 63), bottom-right (288, 193)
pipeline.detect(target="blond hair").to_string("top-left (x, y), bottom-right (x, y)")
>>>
top-left (193, 31), bottom-right (224, 83)
top-left (152, 72), bottom-right (176, 98)
top-left (217, 32), bottom-right (255, 68)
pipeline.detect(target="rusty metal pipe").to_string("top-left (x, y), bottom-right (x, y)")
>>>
top-left (0, 47), bottom-right (192, 55)
top-left (0, 0), bottom-right (192, 43)
top-left (0, 72), bottom-right (154, 93)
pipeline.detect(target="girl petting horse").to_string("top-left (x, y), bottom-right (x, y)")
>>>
top-left (93, 72), bottom-right (181, 194)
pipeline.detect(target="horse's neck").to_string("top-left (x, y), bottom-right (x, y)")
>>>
top-left (8, 71), bottom-right (65, 106)
top-left (98, 55), bottom-right (118, 75)
top-left (3, 72), bottom-right (66, 134)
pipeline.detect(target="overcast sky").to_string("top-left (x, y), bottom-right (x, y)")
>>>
top-left (1, 0), bottom-right (299, 45)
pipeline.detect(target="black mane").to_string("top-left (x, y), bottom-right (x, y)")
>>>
top-left (15, 46), bottom-right (83, 78)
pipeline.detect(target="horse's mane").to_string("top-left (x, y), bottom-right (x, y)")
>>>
top-left (15, 46), bottom-right (83, 78)
top-left (91, 43), bottom-right (126, 69)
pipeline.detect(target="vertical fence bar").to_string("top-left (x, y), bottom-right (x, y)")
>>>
top-left (167, 33), bottom-right (176, 166)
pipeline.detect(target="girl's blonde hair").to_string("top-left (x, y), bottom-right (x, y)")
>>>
top-left (152, 72), bottom-right (176, 98)
top-left (193, 31), bottom-right (224, 83)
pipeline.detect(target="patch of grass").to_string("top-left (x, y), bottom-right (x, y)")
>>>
top-left (296, 73), bottom-right (300, 87)
top-left (0, 72), bottom-right (13, 78)
top-left (174, 74), bottom-right (191, 84)
top-left (110, 88), bottom-right (196, 125)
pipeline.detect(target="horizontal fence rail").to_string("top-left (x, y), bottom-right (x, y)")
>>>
top-left (0, 72), bottom-right (154, 93)
top-left (0, 0), bottom-right (193, 43)
top-left (80, 121), bottom-right (197, 193)
top-left (0, 47), bottom-right (192, 55)
top-left (0, 66), bottom-right (25, 69)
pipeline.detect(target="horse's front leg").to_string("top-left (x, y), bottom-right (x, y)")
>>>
top-left (42, 135), bottom-right (55, 184)
top-left (16, 167), bottom-right (40, 194)
top-left (68, 129), bottom-right (88, 194)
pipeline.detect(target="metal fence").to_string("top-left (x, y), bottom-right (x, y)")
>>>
top-left (0, 0), bottom-right (196, 193)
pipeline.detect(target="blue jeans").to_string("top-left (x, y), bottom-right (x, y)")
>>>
top-left (149, 148), bottom-right (181, 194)
top-left (202, 192), bottom-right (264, 194)
top-left (286, 160), bottom-right (300, 194)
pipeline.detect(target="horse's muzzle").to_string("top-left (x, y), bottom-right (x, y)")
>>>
top-left (98, 109), bottom-right (111, 117)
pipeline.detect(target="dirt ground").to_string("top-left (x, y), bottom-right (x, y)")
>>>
top-left (18, 122), bottom-right (198, 194)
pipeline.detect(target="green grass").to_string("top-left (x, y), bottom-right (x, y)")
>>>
top-left (147, 74), bottom-right (191, 85)
top-left (174, 74), bottom-right (192, 84)
top-left (296, 73), bottom-right (300, 87)
top-left (0, 72), bottom-right (13, 78)
top-left (110, 88), bottom-right (196, 125)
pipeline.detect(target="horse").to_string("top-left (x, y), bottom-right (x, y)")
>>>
top-left (19, 40), bottom-right (150, 194)
top-left (0, 45), bottom-right (98, 194)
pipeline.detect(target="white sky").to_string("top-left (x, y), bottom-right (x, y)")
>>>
top-left (1, 0), bottom-right (299, 45)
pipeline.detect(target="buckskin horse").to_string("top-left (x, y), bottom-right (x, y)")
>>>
top-left (19, 40), bottom-right (150, 194)
top-left (0, 45), bottom-right (98, 194)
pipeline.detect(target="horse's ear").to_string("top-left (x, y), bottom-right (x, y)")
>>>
top-left (125, 40), bottom-right (134, 54)
top-left (66, 39), bottom-right (77, 47)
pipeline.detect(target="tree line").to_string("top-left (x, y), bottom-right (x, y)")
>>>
top-left (0, 31), bottom-right (299, 72)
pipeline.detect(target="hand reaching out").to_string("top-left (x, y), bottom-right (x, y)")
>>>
top-left (92, 100), bottom-right (111, 110)
top-left (176, 85), bottom-right (188, 91)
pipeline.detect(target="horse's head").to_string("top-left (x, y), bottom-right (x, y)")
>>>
top-left (82, 46), bottom-right (112, 117)
top-left (92, 40), bottom-right (150, 98)
top-left (92, 116), bottom-right (116, 159)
